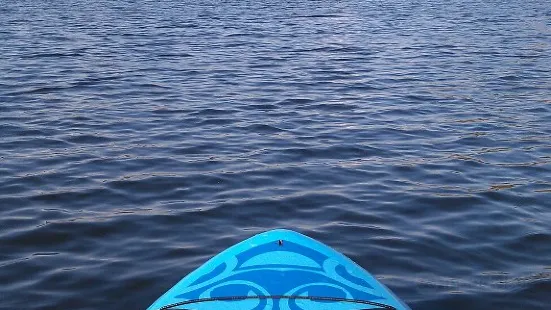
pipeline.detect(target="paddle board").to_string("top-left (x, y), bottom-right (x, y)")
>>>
top-left (147, 229), bottom-right (410, 310)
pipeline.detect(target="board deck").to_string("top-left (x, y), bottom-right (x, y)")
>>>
top-left (147, 229), bottom-right (410, 310)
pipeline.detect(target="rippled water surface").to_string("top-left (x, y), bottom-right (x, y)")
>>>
top-left (1, 0), bottom-right (551, 309)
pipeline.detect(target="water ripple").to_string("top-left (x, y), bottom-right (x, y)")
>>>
top-left (1, 0), bottom-right (550, 309)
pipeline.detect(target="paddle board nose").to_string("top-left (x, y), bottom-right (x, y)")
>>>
top-left (148, 229), bottom-right (411, 310)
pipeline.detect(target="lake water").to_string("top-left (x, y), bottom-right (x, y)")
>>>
top-left (1, 0), bottom-right (550, 309)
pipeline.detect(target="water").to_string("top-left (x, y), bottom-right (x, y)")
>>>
top-left (1, 0), bottom-right (550, 309)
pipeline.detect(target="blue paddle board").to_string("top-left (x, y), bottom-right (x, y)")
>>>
top-left (148, 229), bottom-right (410, 310)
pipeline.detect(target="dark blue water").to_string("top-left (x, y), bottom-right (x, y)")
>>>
top-left (1, 0), bottom-right (550, 309)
